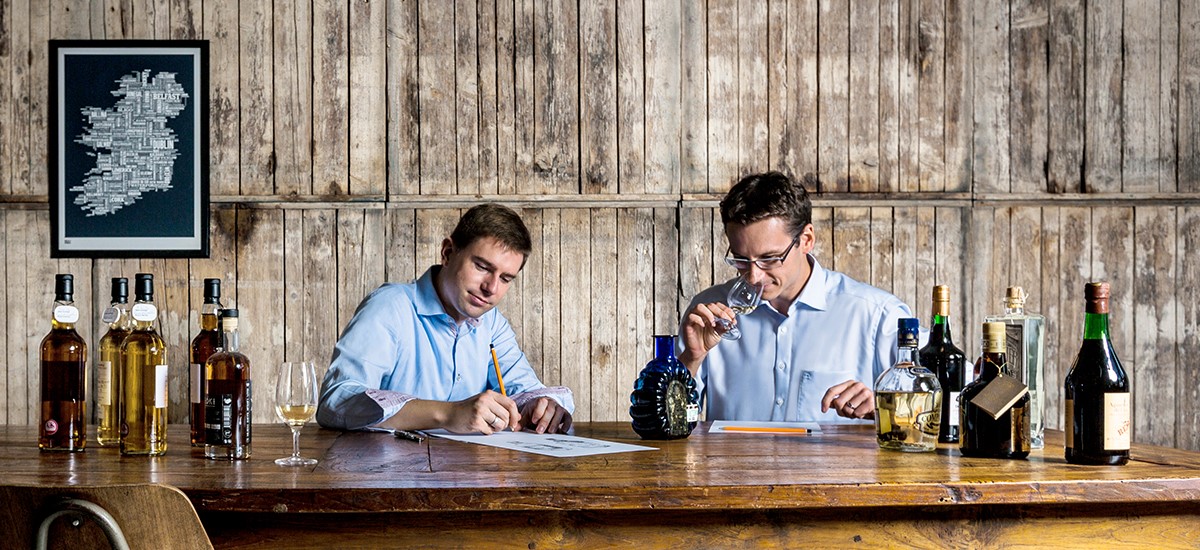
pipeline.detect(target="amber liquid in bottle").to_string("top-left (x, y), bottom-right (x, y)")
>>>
top-left (190, 278), bottom-right (222, 447)
top-left (120, 273), bottom-right (169, 456)
top-left (95, 278), bottom-right (130, 447)
top-left (1064, 282), bottom-right (1130, 466)
top-left (205, 309), bottom-right (252, 460)
top-left (959, 322), bottom-right (1031, 459)
top-left (40, 274), bottom-right (88, 452)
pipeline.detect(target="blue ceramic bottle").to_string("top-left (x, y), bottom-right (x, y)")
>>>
top-left (629, 335), bottom-right (699, 440)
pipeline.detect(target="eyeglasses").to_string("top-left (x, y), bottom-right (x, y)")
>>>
top-left (724, 235), bottom-right (800, 271)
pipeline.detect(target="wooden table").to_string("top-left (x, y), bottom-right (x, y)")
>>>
top-left (3, 423), bottom-right (1199, 548)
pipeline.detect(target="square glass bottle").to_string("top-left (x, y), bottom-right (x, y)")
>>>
top-left (986, 287), bottom-right (1046, 449)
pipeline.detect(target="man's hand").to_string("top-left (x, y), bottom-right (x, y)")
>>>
top-left (520, 397), bottom-right (573, 434)
top-left (445, 390), bottom-right (521, 434)
top-left (678, 301), bottom-right (736, 373)
top-left (821, 380), bottom-right (875, 420)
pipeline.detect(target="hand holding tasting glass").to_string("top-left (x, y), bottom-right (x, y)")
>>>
top-left (713, 276), bottom-right (765, 341)
top-left (274, 361), bottom-right (319, 467)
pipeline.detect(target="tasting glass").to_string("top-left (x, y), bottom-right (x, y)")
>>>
top-left (714, 276), bottom-right (764, 341)
top-left (274, 361), bottom-right (319, 466)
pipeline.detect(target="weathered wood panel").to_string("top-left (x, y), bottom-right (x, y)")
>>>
top-left (580, 0), bottom-right (616, 195)
top-left (1133, 207), bottom-right (1176, 446)
top-left (1084, 0), bottom-right (1122, 193)
top-left (917, 0), bottom-right (945, 193)
top-left (313, 0), bottom-right (349, 195)
top-left (974, 0), bottom-right (1010, 193)
top-left (273, 0), bottom-right (314, 195)
top-left (817, 0), bottom-right (849, 192)
top-left (1009, 0), bottom-right (1047, 194)
top-left (238, 0), bottom-right (272, 195)
top-left (645, 0), bottom-right (681, 194)
top-left (848, 0), bottom-right (879, 193)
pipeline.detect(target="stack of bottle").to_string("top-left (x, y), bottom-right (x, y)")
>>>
top-left (38, 274), bottom-right (252, 460)
top-left (874, 281), bottom-right (1131, 466)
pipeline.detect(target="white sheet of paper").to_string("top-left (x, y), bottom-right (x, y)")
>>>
top-left (425, 430), bottom-right (657, 458)
top-left (709, 420), bottom-right (822, 434)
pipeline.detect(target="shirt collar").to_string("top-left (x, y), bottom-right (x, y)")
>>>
top-left (793, 254), bottom-right (829, 312)
top-left (414, 265), bottom-right (482, 328)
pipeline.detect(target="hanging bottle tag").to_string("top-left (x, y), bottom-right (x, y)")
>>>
top-left (967, 374), bottom-right (1029, 420)
top-left (53, 305), bottom-right (79, 324)
top-left (101, 306), bottom-right (120, 324)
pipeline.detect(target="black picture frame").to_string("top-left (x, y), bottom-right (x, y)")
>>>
top-left (49, 40), bottom-right (210, 258)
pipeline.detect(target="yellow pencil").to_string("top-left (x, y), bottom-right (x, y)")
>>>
top-left (490, 344), bottom-right (507, 396)
top-left (718, 426), bottom-right (812, 434)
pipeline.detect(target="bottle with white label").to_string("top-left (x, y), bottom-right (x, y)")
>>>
top-left (205, 309), bottom-right (252, 460)
top-left (119, 273), bottom-right (170, 456)
top-left (39, 274), bottom-right (87, 452)
top-left (95, 277), bottom-right (130, 447)
top-left (918, 285), bottom-right (966, 445)
top-left (1064, 282), bottom-right (1130, 465)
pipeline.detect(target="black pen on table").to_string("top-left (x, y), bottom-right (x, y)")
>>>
top-left (393, 429), bottom-right (425, 443)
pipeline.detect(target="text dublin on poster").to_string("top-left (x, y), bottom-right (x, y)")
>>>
top-left (49, 40), bottom-right (210, 258)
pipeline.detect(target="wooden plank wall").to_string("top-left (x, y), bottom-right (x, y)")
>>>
top-left (1, 1), bottom-right (1197, 451)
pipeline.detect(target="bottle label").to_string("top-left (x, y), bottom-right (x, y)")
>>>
top-left (1004, 324), bottom-right (1025, 381)
top-left (53, 305), bottom-right (79, 324)
top-left (132, 303), bottom-right (158, 322)
top-left (1104, 393), bottom-right (1132, 450)
top-left (97, 361), bottom-right (113, 406)
top-left (1064, 399), bottom-right (1074, 449)
top-left (154, 364), bottom-right (169, 408)
top-left (190, 363), bottom-right (202, 404)
top-left (686, 403), bottom-right (699, 422)
top-left (101, 306), bottom-right (120, 324)
top-left (948, 391), bottom-right (961, 427)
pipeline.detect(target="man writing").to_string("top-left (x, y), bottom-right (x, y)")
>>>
top-left (680, 172), bottom-right (917, 422)
top-left (318, 204), bottom-right (574, 434)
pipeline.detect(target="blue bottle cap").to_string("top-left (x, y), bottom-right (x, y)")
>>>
top-left (897, 317), bottom-right (920, 346)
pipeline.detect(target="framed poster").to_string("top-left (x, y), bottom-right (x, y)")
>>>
top-left (49, 40), bottom-right (209, 258)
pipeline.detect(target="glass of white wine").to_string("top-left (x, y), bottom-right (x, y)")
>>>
top-left (714, 276), bottom-right (764, 341)
top-left (274, 361), bottom-right (319, 467)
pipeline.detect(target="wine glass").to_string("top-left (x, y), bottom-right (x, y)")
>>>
top-left (274, 361), bottom-right (319, 466)
top-left (714, 276), bottom-right (764, 341)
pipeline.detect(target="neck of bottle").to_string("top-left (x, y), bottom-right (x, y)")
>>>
top-left (895, 342), bottom-right (918, 365)
top-left (929, 313), bottom-right (953, 343)
top-left (654, 336), bottom-right (676, 361)
top-left (221, 326), bottom-right (240, 352)
top-left (1004, 303), bottom-right (1025, 316)
top-left (1082, 311), bottom-right (1110, 340)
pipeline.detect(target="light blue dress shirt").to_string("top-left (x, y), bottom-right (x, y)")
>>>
top-left (681, 255), bottom-right (919, 423)
top-left (317, 266), bottom-right (574, 430)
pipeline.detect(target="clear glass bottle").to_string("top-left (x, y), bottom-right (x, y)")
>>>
top-left (986, 287), bottom-right (1046, 449)
top-left (96, 277), bottom-right (131, 447)
top-left (874, 318), bottom-right (942, 452)
top-left (959, 322), bottom-right (1031, 459)
top-left (629, 335), bottom-right (699, 440)
top-left (919, 285), bottom-right (966, 445)
top-left (190, 278), bottom-right (222, 447)
top-left (120, 273), bottom-right (169, 456)
top-left (205, 308), bottom-right (252, 460)
top-left (39, 274), bottom-right (88, 452)
top-left (1064, 282), bottom-right (1130, 466)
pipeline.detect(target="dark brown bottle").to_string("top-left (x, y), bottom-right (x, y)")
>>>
top-left (190, 278), bottom-right (222, 446)
top-left (39, 274), bottom-right (87, 452)
top-left (1064, 282), bottom-right (1130, 465)
top-left (919, 285), bottom-right (966, 444)
top-left (959, 322), bottom-right (1030, 459)
top-left (205, 309), bottom-right (252, 459)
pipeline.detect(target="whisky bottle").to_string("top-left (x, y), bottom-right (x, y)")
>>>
top-left (39, 274), bottom-right (88, 452)
top-left (205, 308), bottom-right (252, 459)
top-left (959, 322), bottom-right (1031, 459)
top-left (95, 277), bottom-right (130, 447)
top-left (919, 285), bottom-right (966, 445)
top-left (1064, 282), bottom-right (1130, 465)
top-left (629, 335), bottom-right (699, 440)
top-left (190, 278), bottom-right (222, 447)
top-left (873, 318), bottom-right (941, 452)
top-left (986, 286), bottom-right (1047, 449)
top-left (120, 273), bottom-right (169, 456)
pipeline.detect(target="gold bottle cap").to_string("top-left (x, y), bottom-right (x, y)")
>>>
top-left (931, 285), bottom-right (950, 316)
top-left (1085, 282), bottom-right (1110, 314)
top-left (1003, 286), bottom-right (1027, 309)
top-left (982, 321), bottom-right (1006, 352)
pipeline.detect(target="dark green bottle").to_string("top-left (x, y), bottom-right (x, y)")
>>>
top-left (919, 285), bottom-right (966, 444)
top-left (1064, 282), bottom-right (1130, 465)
